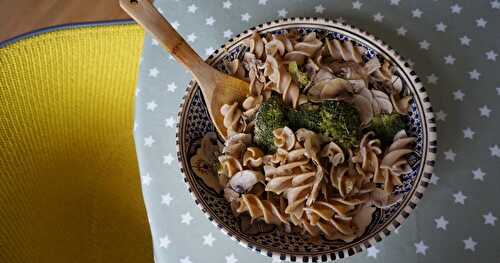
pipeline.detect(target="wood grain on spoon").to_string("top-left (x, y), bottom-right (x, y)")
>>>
top-left (120, 0), bottom-right (249, 139)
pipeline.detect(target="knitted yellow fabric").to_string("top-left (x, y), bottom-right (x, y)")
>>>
top-left (0, 24), bottom-right (152, 263)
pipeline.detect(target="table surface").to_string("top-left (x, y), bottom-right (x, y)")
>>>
top-left (0, 0), bottom-right (129, 42)
top-left (134, 0), bottom-right (500, 262)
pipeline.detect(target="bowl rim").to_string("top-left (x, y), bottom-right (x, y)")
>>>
top-left (175, 17), bottom-right (437, 262)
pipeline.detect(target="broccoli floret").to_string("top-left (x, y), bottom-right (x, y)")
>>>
top-left (254, 96), bottom-right (288, 152)
top-left (318, 101), bottom-right (361, 149)
top-left (288, 62), bottom-right (310, 88)
top-left (287, 103), bottom-right (322, 132)
top-left (287, 101), bottom-right (361, 150)
top-left (368, 113), bottom-right (407, 146)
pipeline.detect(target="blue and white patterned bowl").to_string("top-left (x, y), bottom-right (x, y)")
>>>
top-left (176, 17), bottom-right (437, 262)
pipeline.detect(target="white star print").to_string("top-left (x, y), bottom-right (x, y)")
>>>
top-left (161, 193), bottom-right (173, 206)
top-left (450, 3), bottom-right (462, 14)
top-left (223, 29), bottom-right (233, 38)
top-left (444, 149), bottom-right (456, 161)
top-left (463, 127), bottom-right (474, 139)
top-left (160, 235), bottom-right (171, 248)
top-left (476, 18), bottom-right (487, 27)
top-left (181, 212), bottom-right (193, 225)
top-left (412, 9), bottom-right (423, 18)
top-left (419, 40), bottom-right (431, 50)
top-left (453, 191), bottom-right (467, 204)
top-left (146, 101), bottom-right (158, 111)
top-left (187, 4), bottom-right (198, 13)
top-left (149, 67), bottom-right (159, 77)
top-left (241, 13), bottom-right (251, 22)
top-left (453, 90), bottom-right (465, 101)
top-left (414, 241), bottom-right (429, 255)
top-left (436, 110), bottom-right (447, 121)
top-left (373, 13), bottom-right (384, 22)
top-left (225, 254), bottom-right (238, 263)
top-left (497, 87), bottom-right (500, 96)
top-left (187, 33), bottom-right (197, 43)
top-left (141, 173), bottom-right (152, 186)
top-left (435, 22), bottom-right (447, 32)
top-left (430, 173), bottom-right (440, 185)
top-left (483, 212), bottom-right (497, 226)
top-left (367, 246), bottom-right (380, 258)
top-left (427, 74), bottom-right (438, 84)
top-left (314, 5), bottom-right (325, 13)
top-left (352, 1), bottom-right (362, 9)
top-left (205, 17), bottom-right (215, 26)
top-left (152, 39), bottom-right (159, 46)
top-left (222, 0), bottom-right (232, 9)
top-left (396, 26), bottom-right (407, 36)
top-left (490, 145), bottom-right (500, 157)
top-left (472, 168), bottom-right (485, 181)
top-left (460, 36), bottom-right (471, 46)
top-left (492, 0), bottom-right (500, 8)
top-left (202, 233), bottom-right (216, 246)
top-left (135, 87), bottom-right (140, 96)
top-left (390, 0), bottom-right (400, 5)
top-left (171, 21), bottom-right (180, 30)
top-left (469, 69), bottom-right (481, 80)
top-left (485, 50), bottom-right (498, 61)
top-left (258, 0), bottom-right (267, 5)
top-left (205, 47), bottom-right (215, 56)
top-left (165, 116), bottom-right (175, 128)
top-left (444, 55), bottom-right (456, 65)
top-left (163, 153), bottom-right (174, 165)
top-left (134, 122), bottom-right (138, 131)
top-left (144, 136), bottom-right (155, 147)
top-left (180, 256), bottom-right (192, 263)
top-left (435, 216), bottom-right (449, 230)
top-left (463, 237), bottom-right (477, 251)
top-left (277, 9), bottom-right (288, 18)
top-left (479, 105), bottom-right (491, 117)
top-left (167, 82), bottom-right (178, 92)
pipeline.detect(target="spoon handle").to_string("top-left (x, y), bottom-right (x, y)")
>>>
top-left (120, 0), bottom-right (205, 72)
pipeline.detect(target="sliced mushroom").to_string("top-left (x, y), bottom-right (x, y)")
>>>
top-left (352, 205), bottom-right (376, 237)
top-left (224, 187), bottom-right (240, 202)
top-left (308, 78), bottom-right (353, 102)
top-left (370, 188), bottom-right (403, 208)
top-left (229, 170), bottom-right (264, 193)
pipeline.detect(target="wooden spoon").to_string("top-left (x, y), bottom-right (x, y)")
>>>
top-left (120, 0), bottom-right (249, 139)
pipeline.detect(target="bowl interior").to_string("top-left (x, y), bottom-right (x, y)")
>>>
top-left (177, 20), bottom-right (430, 260)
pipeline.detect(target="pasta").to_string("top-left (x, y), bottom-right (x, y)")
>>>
top-left (191, 30), bottom-right (417, 241)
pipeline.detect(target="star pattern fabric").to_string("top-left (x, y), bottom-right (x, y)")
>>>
top-left (134, 1), bottom-right (500, 262)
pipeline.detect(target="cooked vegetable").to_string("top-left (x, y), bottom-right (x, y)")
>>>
top-left (288, 101), bottom-right (361, 149)
top-left (368, 113), bottom-right (407, 146)
top-left (288, 61), bottom-right (310, 88)
top-left (318, 101), bottom-right (361, 150)
top-left (254, 96), bottom-right (288, 152)
top-left (286, 103), bottom-right (321, 132)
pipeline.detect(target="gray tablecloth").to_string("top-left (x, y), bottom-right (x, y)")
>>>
top-left (133, 0), bottom-right (500, 262)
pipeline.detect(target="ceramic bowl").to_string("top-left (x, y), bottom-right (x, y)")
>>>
top-left (176, 17), bottom-right (437, 262)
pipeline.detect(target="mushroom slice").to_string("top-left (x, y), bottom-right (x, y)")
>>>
top-left (229, 170), bottom-right (264, 193)
top-left (308, 78), bottom-right (353, 102)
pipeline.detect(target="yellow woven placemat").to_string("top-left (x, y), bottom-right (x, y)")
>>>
top-left (0, 22), bottom-right (152, 263)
